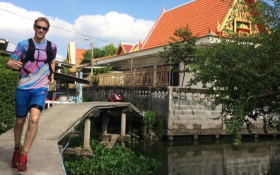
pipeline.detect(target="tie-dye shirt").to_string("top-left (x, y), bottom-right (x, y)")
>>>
top-left (11, 39), bottom-right (57, 90)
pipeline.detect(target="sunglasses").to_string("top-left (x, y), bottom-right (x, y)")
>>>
top-left (34, 25), bottom-right (49, 31)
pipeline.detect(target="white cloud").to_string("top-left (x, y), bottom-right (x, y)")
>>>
top-left (0, 2), bottom-right (154, 58)
top-left (74, 12), bottom-right (154, 43)
top-left (0, 2), bottom-right (37, 40)
top-left (56, 54), bottom-right (65, 61)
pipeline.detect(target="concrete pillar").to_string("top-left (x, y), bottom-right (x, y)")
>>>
top-left (78, 72), bottom-right (83, 103)
top-left (222, 123), bottom-right (226, 130)
top-left (121, 112), bottom-right (126, 136)
top-left (194, 135), bottom-right (198, 140)
top-left (167, 87), bottom-right (173, 130)
top-left (102, 111), bottom-right (108, 135)
top-left (83, 118), bottom-right (91, 149)
top-left (153, 65), bottom-right (157, 86)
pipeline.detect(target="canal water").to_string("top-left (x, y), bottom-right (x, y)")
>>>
top-left (129, 137), bottom-right (280, 175)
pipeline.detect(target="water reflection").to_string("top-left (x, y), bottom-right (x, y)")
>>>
top-left (130, 138), bottom-right (280, 175)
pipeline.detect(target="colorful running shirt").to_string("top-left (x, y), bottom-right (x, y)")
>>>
top-left (11, 39), bottom-right (57, 90)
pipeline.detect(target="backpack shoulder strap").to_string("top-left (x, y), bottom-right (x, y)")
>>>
top-left (28, 38), bottom-right (35, 49)
top-left (21, 38), bottom-right (35, 75)
top-left (46, 40), bottom-right (54, 80)
top-left (25, 38), bottom-right (35, 63)
top-left (45, 40), bottom-right (53, 62)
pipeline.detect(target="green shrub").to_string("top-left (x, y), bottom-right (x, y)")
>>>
top-left (156, 119), bottom-right (166, 139)
top-left (0, 56), bottom-right (18, 134)
top-left (143, 111), bottom-right (156, 135)
top-left (82, 95), bottom-right (92, 102)
top-left (64, 138), bottom-right (161, 175)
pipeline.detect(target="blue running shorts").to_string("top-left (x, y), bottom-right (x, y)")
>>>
top-left (15, 87), bottom-right (48, 118)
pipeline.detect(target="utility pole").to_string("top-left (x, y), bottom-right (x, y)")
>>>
top-left (85, 38), bottom-right (94, 85)
top-left (90, 42), bottom-right (94, 81)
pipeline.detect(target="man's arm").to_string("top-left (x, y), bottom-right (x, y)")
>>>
top-left (49, 59), bottom-right (55, 84)
top-left (6, 58), bottom-right (22, 70)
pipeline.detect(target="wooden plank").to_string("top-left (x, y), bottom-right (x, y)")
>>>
top-left (106, 134), bottom-right (120, 148)
top-left (63, 147), bottom-right (93, 156)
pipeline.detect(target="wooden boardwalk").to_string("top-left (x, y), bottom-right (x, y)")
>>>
top-left (0, 102), bottom-right (142, 175)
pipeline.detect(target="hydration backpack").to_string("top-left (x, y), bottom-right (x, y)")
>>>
top-left (21, 38), bottom-right (54, 80)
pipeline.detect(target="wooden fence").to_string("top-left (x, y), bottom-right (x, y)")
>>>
top-left (96, 65), bottom-right (169, 87)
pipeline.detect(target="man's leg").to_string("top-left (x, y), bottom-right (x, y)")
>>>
top-left (17, 108), bottom-right (41, 172)
top-left (17, 87), bottom-right (47, 172)
top-left (13, 89), bottom-right (29, 168)
top-left (22, 108), bottom-right (41, 154)
top-left (14, 117), bottom-right (26, 148)
top-left (12, 116), bottom-right (26, 168)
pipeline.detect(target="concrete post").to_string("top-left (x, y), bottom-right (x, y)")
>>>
top-left (78, 72), bottom-right (83, 103)
top-left (102, 110), bottom-right (108, 135)
top-left (75, 72), bottom-right (83, 103)
top-left (222, 123), bottom-right (226, 130)
top-left (153, 65), bottom-right (157, 86)
top-left (83, 118), bottom-right (91, 149)
top-left (167, 87), bottom-right (173, 132)
top-left (121, 112), bottom-right (126, 136)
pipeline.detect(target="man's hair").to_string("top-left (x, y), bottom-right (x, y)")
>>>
top-left (34, 17), bottom-right (50, 28)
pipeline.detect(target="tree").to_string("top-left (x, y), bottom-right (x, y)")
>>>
top-left (102, 44), bottom-right (117, 56)
top-left (0, 56), bottom-right (18, 134)
top-left (62, 59), bottom-right (69, 63)
top-left (158, 25), bottom-right (199, 87)
top-left (81, 44), bottom-right (117, 64)
top-left (160, 0), bottom-right (280, 147)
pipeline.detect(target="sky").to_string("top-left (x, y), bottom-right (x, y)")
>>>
top-left (0, 0), bottom-right (192, 61)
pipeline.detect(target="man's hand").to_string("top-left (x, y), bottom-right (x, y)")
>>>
top-left (7, 59), bottom-right (22, 70)
top-left (49, 77), bottom-right (54, 85)
top-left (13, 59), bottom-right (22, 70)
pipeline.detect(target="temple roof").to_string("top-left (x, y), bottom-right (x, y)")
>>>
top-left (142, 0), bottom-right (231, 50)
top-left (76, 49), bottom-right (87, 65)
top-left (67, 41), bottom-right (87, 65)
top-left (116, 41), bottom-right (141, 55)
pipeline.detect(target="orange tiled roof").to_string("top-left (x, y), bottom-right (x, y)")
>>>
top-left (76, 49), bottom-right (87, 65)
top-left (142, 0), bottom-right (231, 50)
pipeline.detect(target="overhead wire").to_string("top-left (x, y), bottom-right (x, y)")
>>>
top-left (0, 7), bottom-right (118, 45)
